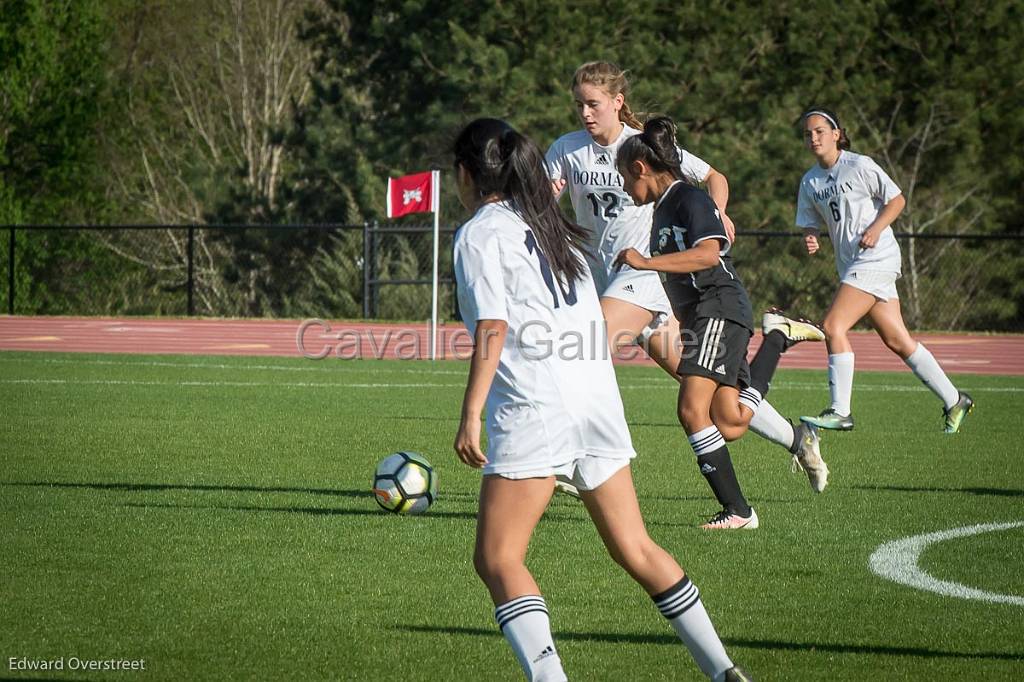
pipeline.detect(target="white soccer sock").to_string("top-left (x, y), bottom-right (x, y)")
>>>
top-left (495, 595), bottom-right (567, 682)
top-left (748, 400), bottom-right (795, 450)
top-left (652, 577), bottom-right (733, 680)
top-left (828, 352), bottom-right (855, 416)
top-left (904, 343), bottom-right (959, 409)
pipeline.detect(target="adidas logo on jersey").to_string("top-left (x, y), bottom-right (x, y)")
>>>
top-left (596, 153), bottom-right (610, 165)
top-left (622, 284), bottom-right (635, 293)
top-left (826, 175), bottom-right (836, 183)
top-left (700, 462), bottom-right (717, 474)
top-left (715, 364), bottom-right (726, 375)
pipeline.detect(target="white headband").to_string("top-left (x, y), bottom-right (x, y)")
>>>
top-left (804, 110), bottom-right (839, 129)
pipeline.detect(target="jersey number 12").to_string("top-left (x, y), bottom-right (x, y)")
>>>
top-left (586, 192), bottom-right (621, 218)
top-left (525, 229), bottom-right (577, 309)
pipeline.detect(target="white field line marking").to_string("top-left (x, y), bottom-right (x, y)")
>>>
top-left (1, 376), bottom-right (1023, 394)
top-left (0, 358), bottom-right (1021, 392)
top-left (0, 356), bottom-right (469, 375)
top-left (0, 378), bottom-right (461, 389)
top-left (869, 522), bottom-right (1024, 606)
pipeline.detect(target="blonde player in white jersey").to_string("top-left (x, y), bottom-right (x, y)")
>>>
top-left (452, 118), bottom-right (751, 682)
top-left (796, 107), bottom-right (973, 434)
top-left (546, 61), bottom-right (825, 494)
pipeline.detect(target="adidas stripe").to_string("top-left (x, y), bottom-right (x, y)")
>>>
top-left (688, 425), bottom-right (725, 456)
top-left (652, 576), bottom-right (701, 619)
top-left (698, 319), bottom-right (725, 370)
top-left (495, 595), bottom-right (549, 631)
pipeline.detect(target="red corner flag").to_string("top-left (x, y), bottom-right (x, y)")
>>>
top-left (386, 170), bottom-right (438, 218)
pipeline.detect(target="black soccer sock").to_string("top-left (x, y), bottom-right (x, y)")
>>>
top-left (748, 329), bottom-right (787, 396)
top-left (688, 426), bottom-right (751, 516)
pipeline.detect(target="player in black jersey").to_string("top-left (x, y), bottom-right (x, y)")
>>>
top-left (614, 116), bottom-right (827, 529)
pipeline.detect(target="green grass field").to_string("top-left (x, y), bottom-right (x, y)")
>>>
top-left (2, 351), bottom-right (1023, 680)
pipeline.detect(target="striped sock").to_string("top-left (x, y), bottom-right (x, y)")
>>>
top-left (494, 595), bottom-right (566, 682)
top-left (652, 576), bottom-right (733, 680)
top-left (738, 386), bottom-right (763, 413)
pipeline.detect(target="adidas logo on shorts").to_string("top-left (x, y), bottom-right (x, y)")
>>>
top-left (714, 364), bottom-right (726, 375)
top-left (623, 284), bottom-right (634, 293)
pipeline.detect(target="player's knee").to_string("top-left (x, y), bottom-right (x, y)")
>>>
top-left (822, 317), bottom-right (847, 342)
top-left (605, 536), bottom-right (656, 576)
top-left (473, 548), bottom-right (521, 583)
top-left (677, 404), bottom-right (707, 431)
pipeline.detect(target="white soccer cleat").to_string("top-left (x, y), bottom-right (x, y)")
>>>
top-left (700, 507), bottom-right (759, 530)
top-left (790, 423), bottom-right (829, 493)
top-left (553, 480), bottom-right (581, 499)
top-left (762, 308), bottom-right (826, 346)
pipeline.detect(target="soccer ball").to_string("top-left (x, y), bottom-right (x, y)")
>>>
top-left (372, 451), bottom-right (438, 514)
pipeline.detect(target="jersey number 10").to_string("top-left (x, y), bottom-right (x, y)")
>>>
top-left (525, 229), bottom-right (578, 309)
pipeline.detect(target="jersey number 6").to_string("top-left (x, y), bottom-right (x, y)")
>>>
top-left (525, 229), bottom-right (578, 309)
top-left (829, 200), bottom-right (841, 222)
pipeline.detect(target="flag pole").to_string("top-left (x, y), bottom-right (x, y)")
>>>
top-left (430, 170), bottom-right (440, 361)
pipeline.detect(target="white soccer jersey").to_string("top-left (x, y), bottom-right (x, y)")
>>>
top-left (453, 201), bottom-right (636, 474)
top-left (796, 150), bottom-right (903, 276)
top-left (546, 126), bottom-right (711, 277)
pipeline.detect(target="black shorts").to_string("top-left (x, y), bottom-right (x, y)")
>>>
top-left (677, 317), bottom-right (751, 388)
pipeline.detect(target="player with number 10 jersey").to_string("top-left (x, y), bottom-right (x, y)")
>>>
top-left (454, 200), bottom-right (635, 476)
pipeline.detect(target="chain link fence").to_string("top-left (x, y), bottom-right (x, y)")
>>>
top-left (2, 225), bottom-right (1021, 332)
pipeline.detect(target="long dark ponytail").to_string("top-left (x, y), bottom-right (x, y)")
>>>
top-left (616, 116), bottom-right (689, 184)
top-left (453, 118), bottom-right (590, 285)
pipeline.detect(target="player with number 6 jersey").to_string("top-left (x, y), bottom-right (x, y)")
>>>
top-left (452, 117), bottom-right (749, 682)
top-left (796, 107), bottom-right (973, 434)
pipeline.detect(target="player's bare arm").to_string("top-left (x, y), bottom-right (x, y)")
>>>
top-left (454, 319), bottom-right (508, 467)
top-left (803, 228), bottom-right (821, 255)
top-left (615, 238), bottom-right (720, 274)
top-left (860, 194), bottom-right (905, 249)
top-left (703, 167), bottom-right (735, 242)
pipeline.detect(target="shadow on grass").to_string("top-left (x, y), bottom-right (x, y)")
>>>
top-left (852, 484), bottom-right (1024, 498)
top-left (0, 480), bottom-right (480, 500)
top-left (394, 625), bottom-right (1024, 661)
top-left (121, 501), bottom-right (480, 520)
top-left (1, 479), bottom-right (799, 507)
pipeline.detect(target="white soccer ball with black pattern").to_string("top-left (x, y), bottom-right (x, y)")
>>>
top-left (372, 451), bottom-right (438, 514)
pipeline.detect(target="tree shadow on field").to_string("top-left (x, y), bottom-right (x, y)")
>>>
top-left (0, 479), bottom-right (479, 501)
top-left (394, 625), bottom-right (1024, 661)
top-left (852, 484), bottom-right (1024, 498)
top-left (118, 501), bottom-right (609, 526)
top-left (121, 501), bottom-right (481, 520)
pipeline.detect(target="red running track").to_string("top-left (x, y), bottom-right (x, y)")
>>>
top-left (1, 316), bottom-right (1022, 375)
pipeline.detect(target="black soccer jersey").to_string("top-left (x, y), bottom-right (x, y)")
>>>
top-left (650, 181), bottom-right (753, 331)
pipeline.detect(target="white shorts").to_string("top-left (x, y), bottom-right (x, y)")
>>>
top-left (592, 264), bottom-right (671, 315)
top-left (841, 268), bottom-right (900, 301)
top-left (497, 453), bottom-right (632, 491)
